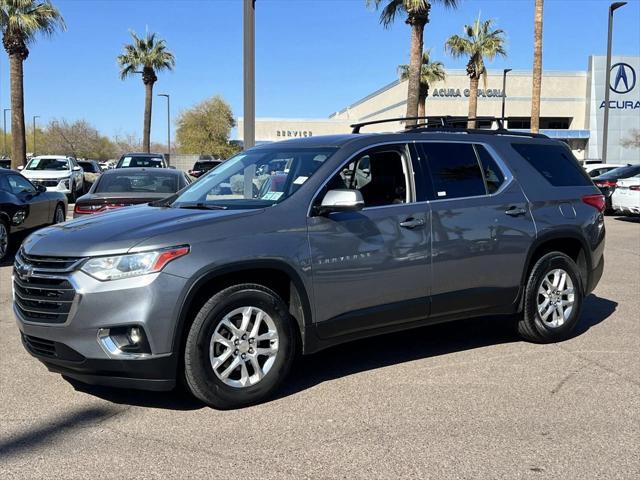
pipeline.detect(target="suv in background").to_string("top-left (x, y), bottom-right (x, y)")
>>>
top-left (19, 155), bottom-right (84, 201)
top-left (77, 160), bottom-right (102, 191)
top-left (116, 153), bottom-right (167, 169)
top-left (13, 120), bottom-right (606, 409)
top-left (188, 158), bottom-right (223, 178)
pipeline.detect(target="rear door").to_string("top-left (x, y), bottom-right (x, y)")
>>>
top-left (307, 143), bottom-right (431, 338)
top-left (416, 142), bottom-right (537, 317)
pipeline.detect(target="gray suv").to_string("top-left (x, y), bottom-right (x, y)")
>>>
top-left (13, 122), bottom-right (606, 409)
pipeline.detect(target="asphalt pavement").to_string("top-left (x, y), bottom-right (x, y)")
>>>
top-left (0, 216), bottom-right (638, 479)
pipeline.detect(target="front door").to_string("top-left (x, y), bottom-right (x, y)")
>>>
top-left (307, 143), bottom-right (430, 339)
top-left (416, 141), bottom-right (537, 317)
top-left (7, 174), bottom-right (49, 229)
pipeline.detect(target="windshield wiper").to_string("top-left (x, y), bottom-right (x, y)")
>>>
top-left (175, 203), bottom-right (228, 210)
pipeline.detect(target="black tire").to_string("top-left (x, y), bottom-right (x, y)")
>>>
top-left (184, 284), bottom-right (296, 409)
top-left (517, 252), bottom-right (584, 343)
top-left (68, 181), bottom-right (76, 203)
top-left (52, 203), bottom-right (65, 224)
top-left (0, 219), bottom-right (9, 262)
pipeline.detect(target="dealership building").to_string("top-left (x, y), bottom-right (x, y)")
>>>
top-left (237, 55), bottom-right (640, 163)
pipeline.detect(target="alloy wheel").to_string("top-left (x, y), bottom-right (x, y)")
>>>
top-left (55, 206), bottom-right (65, 223)
top-left (537, 268), bottom-right (575, 328)
top-left (0, 223), bottom-right (7, 259)
top-left (209, 306), bottom-right (279, 388)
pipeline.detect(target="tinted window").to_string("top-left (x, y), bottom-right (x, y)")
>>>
top-left (596, 164), bottom-right (640, 180)
top-left (96, 172), bottom-right (180, 194)
top-left (119, 156), bottom-right (164, 168)
top-left (8, 175), bottom-right (36, 194)
top-left (512, 143), bottom-right (592, 186)
top-left (78, 161), bottom-right (98, 173)
top-left (421, 143), bottom-right (485, 199)
top-left (26, 158), bottom-right (70, 171)
top-left (476, 145), bottom-right (505, 194)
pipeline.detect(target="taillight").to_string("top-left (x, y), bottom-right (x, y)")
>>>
top-left (630, 185), bottom-right (640, 191)
top-left (595, 180), bottom-right (617, 188)
top-left (74, 203), bottom-right (127, 214)
top-left (582, 194), bottom-right (606, 212)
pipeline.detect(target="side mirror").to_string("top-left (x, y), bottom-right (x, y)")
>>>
top-left (72, 166), bottom-right (81, 171)
top-left (36, 184), bottom-right (47, 193)
top-left (317, 189), bottom-right (364, 215)
top-left (17, 165), bottom-right (24, 171)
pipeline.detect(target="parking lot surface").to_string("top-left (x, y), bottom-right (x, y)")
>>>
top-left (1, 216), bottom-right (638, 479)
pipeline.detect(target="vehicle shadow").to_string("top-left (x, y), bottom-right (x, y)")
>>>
top-left (67, 294), bottom-right (616, 410)
top-left (613, 215), bottom-right (639, 224)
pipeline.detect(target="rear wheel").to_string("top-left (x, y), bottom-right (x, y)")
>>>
top-left (0, 220), bottom-right (9, 262)
top-left (52, 203), bottom-right (65, 224)
top-left (184, 284), bottom-right (296, 409)
top-left (517, 252), bottom-right (584, 343)
top-left (68, 181), bottom-right (77, 203)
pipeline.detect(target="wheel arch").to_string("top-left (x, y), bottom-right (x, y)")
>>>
top-left (172, 260), bottom-right (313, 362)
top-left (518, 229), bottom-right (591, 310)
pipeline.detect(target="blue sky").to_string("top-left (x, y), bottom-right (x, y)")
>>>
top-left (1, 0), bottom-right (639, 143)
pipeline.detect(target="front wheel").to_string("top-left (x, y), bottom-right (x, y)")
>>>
top-left (517, 252), bottom-right (584, 343)
top-left (184, 284), bottom-right (296, 409)
top-left (68, 182), bottom-right (77, 203)
top-left (0, 220), bottom-right (9, 262)
top-left (52, 203), bottom-right (66, 224)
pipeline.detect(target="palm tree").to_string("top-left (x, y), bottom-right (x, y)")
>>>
top-left (531, 0), bottom-right (544, 133)
top-left (367, 0), bottom-right (459, 126)
top-left (0, 0), bottom-right (65, 169)
top-left (445, 15), bottom-right (506, 129)
top-left (117, 31), bottom-right (175, 153)
top-left (398, 49), bottom-right (446, 118)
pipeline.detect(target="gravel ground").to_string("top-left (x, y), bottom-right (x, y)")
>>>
top-left (0, 216), bottom-right (638, 479)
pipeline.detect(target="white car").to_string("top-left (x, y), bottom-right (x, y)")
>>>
top-left (20, 155), bottom-right (84, 201)
top-left (584, 163), bottom-right (626, 178)
top-left (612, 175), bottom-right (640, 215)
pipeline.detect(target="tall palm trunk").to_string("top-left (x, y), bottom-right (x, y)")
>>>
top-left (467, 76), bottom-right (479, 129)
top-left (418, 84), bottom-right (428, 118)
top-left (142, 67), bottom-right (157, 153)
top-left (9, 54), bottom-right (27, 168)
top-left (405, 19), bottom-right (426, 126)
top-left (531, 0), bottom-right (544, 133)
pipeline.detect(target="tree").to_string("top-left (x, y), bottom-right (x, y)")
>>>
top-left (531, 0), bottom-right (544, 133)
top-left (175, 95), bottom-right (239, 158)
top-left (398, 49), bottom-right (446, 118)
top-left (445, 15), bottom-right (506, 129)
top-left (117, 31), bottom-right (175, 153)
top-left (43, 119), bottom-right (116, 159)
top-left (0, 0), bottom-right (65, 169)
top-left (367, 0), bottom-right (459, 126)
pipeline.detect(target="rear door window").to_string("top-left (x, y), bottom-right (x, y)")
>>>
top-left (420, 143), bottom-right (486, 199)
top-left (476, 145), bottom-right (505, 194)
top-left (512, 143), bottom-right (592, 186)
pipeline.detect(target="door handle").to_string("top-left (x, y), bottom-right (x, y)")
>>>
top-left (505, 206), bottom-right (527, 217)
top-left (399, 217), bottom-right (425, 229)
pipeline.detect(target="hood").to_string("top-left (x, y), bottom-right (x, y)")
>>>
top-left (22, 204), bottom-right (263, 257)
top-left (22, 169), bottom-right (72, 179)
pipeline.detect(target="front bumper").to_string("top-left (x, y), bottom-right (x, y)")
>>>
top-left (14, 267), bottom-right (188, 391)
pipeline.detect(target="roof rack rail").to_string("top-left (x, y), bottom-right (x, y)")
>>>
top-left (350, 115), bottom-right (548, 138)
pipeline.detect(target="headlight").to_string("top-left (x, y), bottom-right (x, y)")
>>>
top-left (58, 178), bottom-right (70, 189)
top-left (81, 246), bottom-right (189, 281)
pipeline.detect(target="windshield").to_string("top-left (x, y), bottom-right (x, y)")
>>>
top-left (96, 172), bottom-right (180, 194)
top-left (171, 147), bottom-right (337, 209)
top-left (26, 158), bottom-right (70, 171)
top-left (79, 162), bottom-right (97, 172)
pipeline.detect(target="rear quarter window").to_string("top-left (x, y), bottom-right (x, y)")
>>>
top-left (512, 143), bottom-right (592, 187)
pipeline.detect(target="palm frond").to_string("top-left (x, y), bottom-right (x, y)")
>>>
top-left (117, 29), bottom-right (175, 80)
top-left (0, 0), bottom-right (66, 43)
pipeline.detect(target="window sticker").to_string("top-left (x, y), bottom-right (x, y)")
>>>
top-left (293, 176), bottom-right (308, 185)
top-left (30, 159), bottom-right (40, 168)
top-left (437, 191), bottom-right (447, 197)
top-left (262, 191), bottom-right (284, 201)
top-left (122, 157), bottom-right (132, 167)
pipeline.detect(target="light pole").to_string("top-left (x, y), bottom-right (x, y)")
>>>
top-left (602, 1), bottom-right (627, 163)
top-left (3, 108), bottom-right (10, 157)
top-left (501, 68), bottom-right (512, 127)
top-left (32, 115), bottom-right (40, 156)
top-left (158, 93), bottom-right (170, 161)
top-left (243, 0), bottom-right (255, 149)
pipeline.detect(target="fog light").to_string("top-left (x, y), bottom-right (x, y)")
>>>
top-left (97, 326), bottom-right (151, 357)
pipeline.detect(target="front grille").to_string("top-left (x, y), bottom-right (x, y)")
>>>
top-left (13, 250), bottom-right (82, 324)
top-left (22, 334), bottom-right (56, 357)
top-left (33, 179), bottom-right (59, 187)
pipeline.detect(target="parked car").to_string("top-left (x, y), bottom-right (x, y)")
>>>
top-left (73, 167), bottom-right (191, 217)
top-left (188, 159), bottom-right (223, 178)
top-left (116, 153), bottom-right (167, 169)
top-left (0, 169), bottom-right (67, 261)
top-left (592, 164), bottom-right (640, 212)
top-left (583, 163), bottom-right (626, 178)
top-left (0, 159), bottom-right (11, 169)
top-left (77, 160), bottom-right (102, 191)
top-left (611, 175), bottom-right (640, 215)
top-left (19, 155), bottom-right (84, 202)
top-left (13, 122), bottom-right (606, 409)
